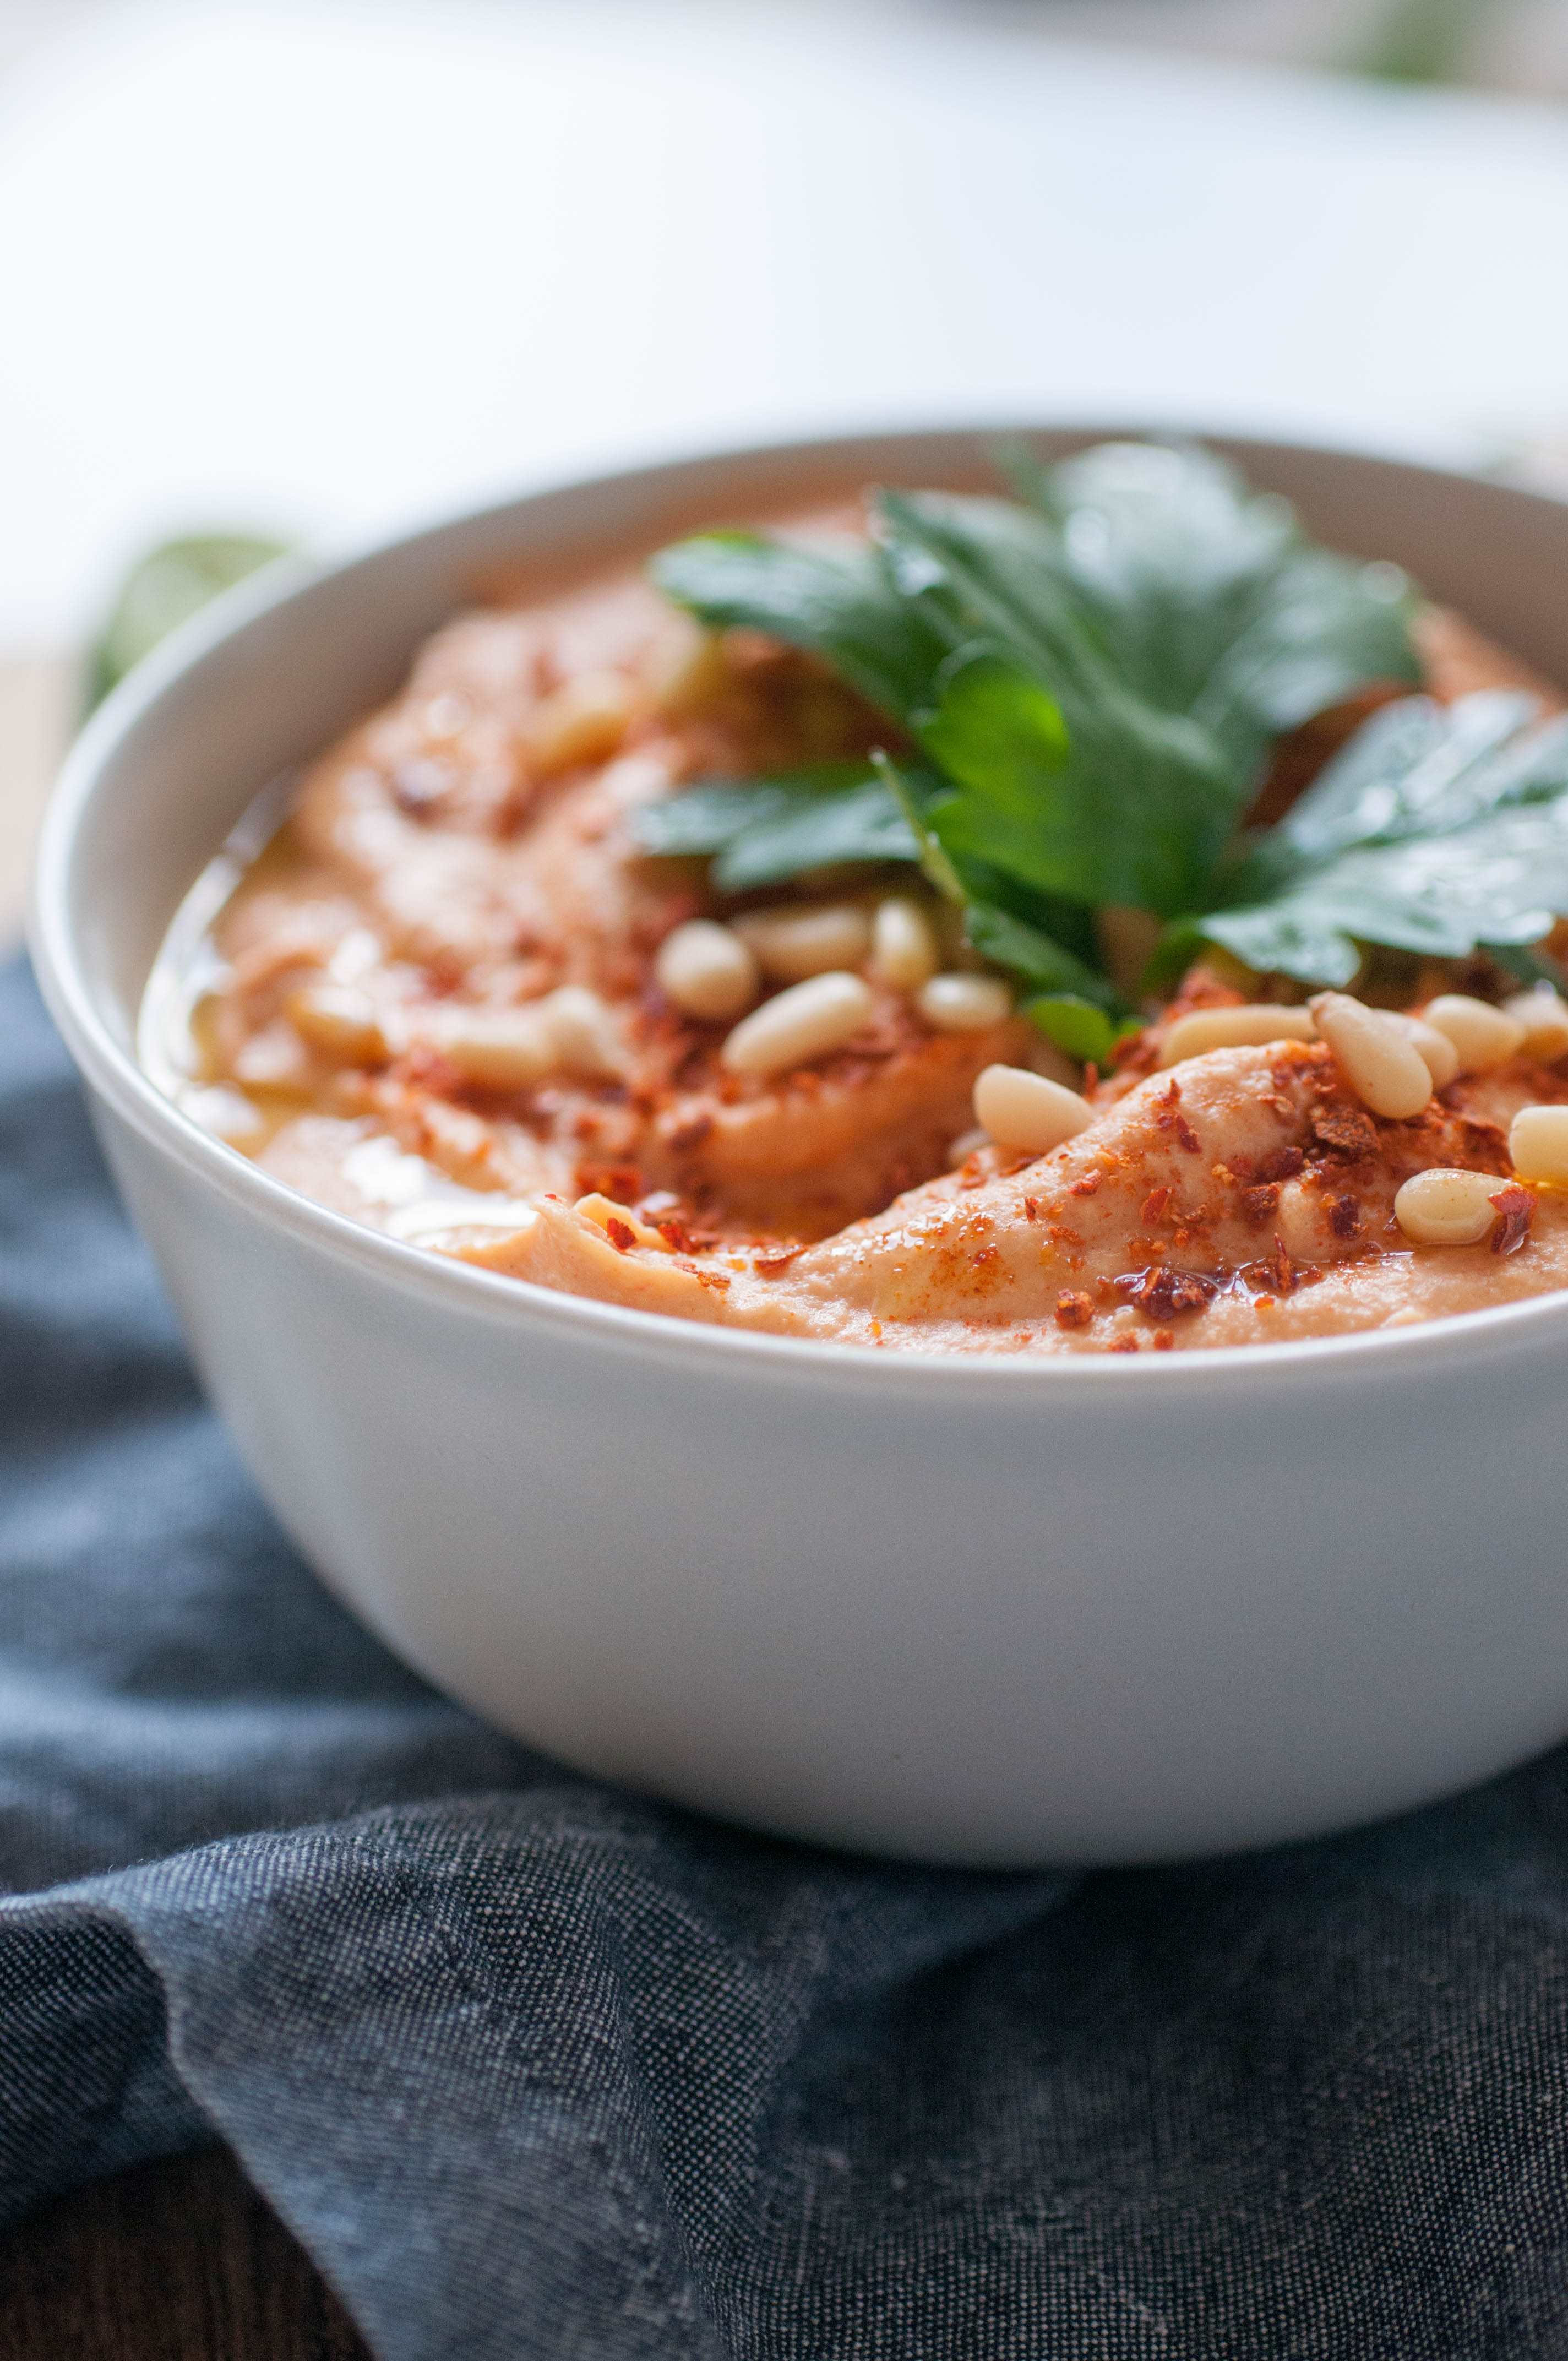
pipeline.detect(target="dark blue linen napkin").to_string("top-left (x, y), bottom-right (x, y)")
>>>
top-left (3, 949), bottom-right (1568, 2358)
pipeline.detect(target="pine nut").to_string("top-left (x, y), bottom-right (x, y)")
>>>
top-left (431, 1006), bottom-right (558, 1089)
top-left (1158, 1004), bottom-right (1315, 1067)
top-left (655, 920), bottom-right (759, 1021)
top-left (1393, 1167), bottom-right (1504, 1245)
top-left (973, 1064), bottom-right (1093, 1154)
top-left (870, 895), bottom-right (939, 991)
top-left (1308, 993), bottom-right (1433, 1119)
top-left (527, 671), bottom-right (635, 776)
top-left (287, 982), bottom-right (389, 1065)
top-left (1509, 1103), bottom-right (1568, 1186)
top-left (721, 971), bottom-right (875, 1076)
top-left (1391, 1013), bottom-right (1460, 1091)
top-left (734, 903), bottom-right (872, 983)
top-left (1422, 993), bottom-right (1526, 1074)
top-left (1505, 989), bottom-right (1568, 1064)
top-left (541, 985), bottom-right (622, 1078)
top-left (1273, 1177), bottom-right (1324, 1262)
top-left (917, 973), bottom-right (1012, 1033)
top-left (651, 622), bottom-right (729, 718)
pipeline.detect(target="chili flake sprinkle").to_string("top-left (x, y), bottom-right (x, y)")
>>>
top-left (1489, 1183), bottom-right (1535, 1256)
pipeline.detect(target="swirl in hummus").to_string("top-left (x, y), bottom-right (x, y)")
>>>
top-left (140, 454), bottom-right (1568, 1355)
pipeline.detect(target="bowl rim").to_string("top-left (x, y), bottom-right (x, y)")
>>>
top-left (31, 415), bottom-right (1568, 1401)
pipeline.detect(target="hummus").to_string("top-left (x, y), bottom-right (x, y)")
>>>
top-left (140, 531), bottom-right (1568, 1356)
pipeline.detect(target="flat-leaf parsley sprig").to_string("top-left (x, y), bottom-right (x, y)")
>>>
top-left (633, 441), bottom-right (1568, 1054)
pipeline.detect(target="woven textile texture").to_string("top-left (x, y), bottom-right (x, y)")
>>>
top-left (3, 951), bottom-right (1567, 2358)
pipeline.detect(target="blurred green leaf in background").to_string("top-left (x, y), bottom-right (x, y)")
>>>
top-left (85, 534), bottom-right (290, 715)
top-left (1349, 0), bottom-right (1489, 85)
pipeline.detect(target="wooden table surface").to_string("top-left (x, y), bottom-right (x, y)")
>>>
top-left (0, 2150), bottom-right (371, 2360)
top-left (1, 658), bottom-right (364, 2352)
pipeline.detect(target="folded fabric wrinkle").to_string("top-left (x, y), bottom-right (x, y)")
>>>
top-left (1, 950), bottom-right (1566, 2360)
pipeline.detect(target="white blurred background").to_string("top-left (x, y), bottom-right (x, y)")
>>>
top-left (6, 0), bottom-right (1568, 933)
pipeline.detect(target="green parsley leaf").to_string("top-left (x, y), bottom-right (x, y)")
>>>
top-left (711, 775), bottom-right (914, 893)
top-left (627, 760), bottom-right (913, 889)
top-left (1194, 692), bottom-right (1568, 984)
top-left (961, 898), bottom-right (1122, 1013)
top-left (647, 442), bottom-right (1431, 1013)
top-left (1004, 439), bottom-right (1420, 778)
top-left (647, 531), bottom-right (945, 721)
top-left (1023, 997), bottom-right (1132, 1063)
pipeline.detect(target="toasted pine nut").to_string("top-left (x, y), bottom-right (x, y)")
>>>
top-left (917, 973), bottom-right (1012, 1033)
top-left (527, 671), bottom-right (635, 776)
top-left (734, 903), bottom-right (872, 983)
top-left (1509, 1103), bottom-right (1568, 1186)
top-left (655, 920), bottom-right (759, 1021)
top-left (721, 971), bottom-right (875, 1077)
top-left (1391, 1013), bottom-right (1460, 1090)
top-left (1393, 1167), bottom-right (1504, 1246)
top-left (870, 896), bottom-right (939, 991)
top-left (651, 621), bottom-right (729, 718)
top-left (1308, 993), bottom-right (1433, 1119)
top-left (1273, 1177), bottom-right (1325, 1262)
top-left (287, 982), bottom-right (389, 1065)
top-left (1421, 993), bottom-right (1526, 1074)
top-left (973, 1064), bottom-right (1093, 1154)
top-left (946, 1125), bottom-right (990, 1166)
top-left (1158, 1004), bottom-right (1315, 1067)
top-left (541, 985), bottom-right (622, 1078)
top-left (431, 1006), bottom-right (558, 1089)
top-left (1504, 988), bottom-right (1568, 1064)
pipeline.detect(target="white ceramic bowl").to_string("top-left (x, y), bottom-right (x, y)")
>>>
top-left (31, 425), bottom-right (1568, 1867)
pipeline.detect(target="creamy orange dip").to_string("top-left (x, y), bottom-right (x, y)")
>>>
top-left (140, 551), bottom-right (1568, 1355)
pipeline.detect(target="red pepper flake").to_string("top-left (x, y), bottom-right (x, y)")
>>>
top-left (692, 1267), bottom-right (731, 1293)
top-left (1070, 1172), bottom-right (1102, 1198)
top-left (1113, 1266), bottom-right (1218, 1320)
top-left (1329, 1194), bottom-right (1361, 1239)
top-left (870, 1319), bottom-right (884, 1344)
top-left (1109, 1334), bottom-right (1140, 1353)
top-left (1054, 1289), bottom-right (1093, 1330)
top-left (1141, 1185), bottom-right (1173, 1227)
top-left (578, 1161), bottom-right (643, 1205)
top-left (1023, 1196), bottom-right (1041, 1222)
top-left (1254, 1294), bottom-right (1276, 1312)
top-left (1152, 1329), bottom-right (1175, 1352)
top-left (1258, 1144), bottom-right (1305, 1184)
top-left (754, 1244), bottom-right (806, 1276)
top-left (605, 1218), bottom-right (636, 1254)
top-left (1270, 1235), bottom-right (1297, 1295)
top-left (1489, 1183), bottom-right (1535, 1256)
top-left (1174, 1117), bottom-right (1202, 1154)
top-left (1312, 1105), bottom-right (1378, 1159)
